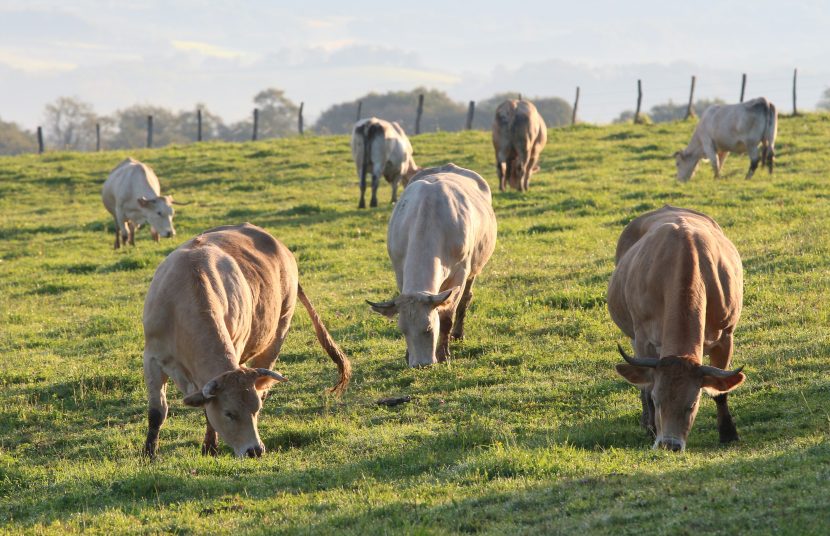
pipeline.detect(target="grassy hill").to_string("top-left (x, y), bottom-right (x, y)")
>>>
top-left (1, 115), bottom-right (829, 534)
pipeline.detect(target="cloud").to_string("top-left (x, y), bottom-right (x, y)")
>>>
top-left (0, 48), bottom-right (76, 73)
top-left (170, 40), bottom-right (245, 59)
top-left (313, 39), bottom-right (358, 53)
top-left (303, 16), bottom-right (355, 29)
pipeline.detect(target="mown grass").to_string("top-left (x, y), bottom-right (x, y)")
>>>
top-left (1, 115), bottom-right (829, 534)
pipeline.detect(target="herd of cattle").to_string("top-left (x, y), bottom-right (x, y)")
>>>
top-left (98, 97), bottom-right (779, 458)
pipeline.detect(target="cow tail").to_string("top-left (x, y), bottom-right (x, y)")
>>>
top-left (297, 283), bottom-right (352, 395)
top-left (765, 101), bottom-right (777, 173)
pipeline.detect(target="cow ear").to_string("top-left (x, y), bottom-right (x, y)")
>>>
top-left (182, 391), bottom-right (208, 407)
top-left (137, 196), bottom-right (152, 207)
top-left (367, 299), bottom-right (398, 318)
top-left (702, 372), bottom-right (746, 395)
top-left (615, 364), bottom-right (654, 387)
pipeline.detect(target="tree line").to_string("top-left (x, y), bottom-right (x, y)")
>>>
top-left (2, 87), bottom-right (830, 155)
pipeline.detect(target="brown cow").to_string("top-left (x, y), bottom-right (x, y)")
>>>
top-left (608, 206), bottom-right (746, 451)
top-left (492, 99), bottom-right (547, 192)
top-left (142, 223), bottom-right (351, 458)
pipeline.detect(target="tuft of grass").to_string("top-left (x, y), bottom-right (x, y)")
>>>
top-left (0, 116), bottom-right (829, 534)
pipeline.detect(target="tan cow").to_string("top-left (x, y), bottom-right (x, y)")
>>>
top-left (142, 223), bottom-right (351, 458)
top-left (608, 205), bottom-right (746, 451)
top-left (368, 164), bottom-right (496, 366)
top-left (351, 117), bottom-right (419, 208)
top-left (102, 158), bottom-right (178, 249)
top-left (675, 97), bottom-right (778, 182)
top-left (492, 99), bottom-right (547, 192)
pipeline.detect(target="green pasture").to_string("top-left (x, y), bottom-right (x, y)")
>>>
top-left (0, 115), bottom-right (829, 534)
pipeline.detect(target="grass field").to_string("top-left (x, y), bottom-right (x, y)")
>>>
top-left (1, 114), bottom-right (829, 534)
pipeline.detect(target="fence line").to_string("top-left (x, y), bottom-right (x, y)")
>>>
top-left (29, 67), bottom-right (817, 153)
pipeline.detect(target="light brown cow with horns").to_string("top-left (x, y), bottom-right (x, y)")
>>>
top-left (608, 205), bottom-right (746, 451)
top-left (142, 223), bottom-right (351, 458)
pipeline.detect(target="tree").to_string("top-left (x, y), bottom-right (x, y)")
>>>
top-left (314, 88), bottom-right (467, 135)
top-left (252, 88), bottom-right (299, 138)
top-left (614, 98), bottom-right (725, 124)
top-left (473, 93), bottom-right (572, 129)
top-left (817, 88), bottom-right (830, 110)
top-left (177, 104), bottom-right (226, 142)
top-left (0, 117), bottom-right (37, 155)
top-left (43, 97), bottom-right (98, 150)
top-left (110, 105), bottom-right (187, 149)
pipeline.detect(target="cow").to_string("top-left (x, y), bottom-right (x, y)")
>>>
top-left (492, 99), bottom-right (547, 192)
top-left (367, 164), bottom-right (497, 367)
top-left (102, 157), bottom-right (179, 249)
top-left (351, 117), bottom-right (419, 209)
top-left (142, 223), bottom-right (351, 458)
top-left (608, 205), bottom-right (746, 452)
top-left (674, 97), bottom-right (778, 182)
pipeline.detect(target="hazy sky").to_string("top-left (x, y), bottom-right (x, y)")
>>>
top-left (2, 0), bottom-right (829, 129)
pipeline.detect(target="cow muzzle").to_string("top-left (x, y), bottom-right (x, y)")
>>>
top-left (654, 437), bottom-right (685, 452)
top-left (244, 444), bottom-right (264, 458)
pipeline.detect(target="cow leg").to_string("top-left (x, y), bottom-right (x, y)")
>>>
top-left (496, 159), bottom-right (507, 192)
top-left (633, 335), bottom-right (656, 435)
top-left (113, 217), bottom-right (122, 249)
top-left (745, 145), bottom-right (761, 180)
top-left (523, 155), bottom-right (538, 192)
top-left (115, 209), bottom-right (129, 247)
top-left (436, 310), bottom-right (454, 363)
top-left (451, 277), bottom-right (476, 341)
top-left (702, 142), bottom-right (720, 178)
top-left (127, 221), bottom-right (137, 246)
top-left (370, 173), bottom-right (380, 208)
top-left (708, 333), bottom-right (740, 443)
top-left (201, 410), bottom-right (219, 456)
top-left (717, 151), bottom-right (728, 174)
top-left (358, 167), bottom-right (367, 209)
top-left (143, 359), bottom-right (169, 459)
top-left (766, 146), bottom-right (775, 174)
top-left (150, 227), bottom-right (160, 242)
top-left (391, 175), bottom-right (400, 204)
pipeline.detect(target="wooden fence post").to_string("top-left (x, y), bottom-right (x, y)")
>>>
top-left (96, 123), bottom-right (101, 151)
top-left (634, 80), bottom-right (643, 124)
top-left (252, 108), bottom-right (259, 141)
top-left (572, 86), bottom-right (580, 126)
top-left (518, 93), bottom-right (522, 101)
top-left (37, 126), bottom-right (44, 154)
top-left (685, 75), bottom-right (697, 119)
top-left (740, 73), bottom-right (747, 102)
top-left (298, 102), bottom-right (304, 135)
top-left (414, 93), bottom-right (424, 134)
top-left (465, 101), bottom-right (475, 130)
top-left (197, 108), bottom-right (203, 141)
top-left (356, 101), bottom-right (362, 122)
top-left (146, 115), bottom-right (153, 148)
top-left (792, 68), bottom-right (798, 115)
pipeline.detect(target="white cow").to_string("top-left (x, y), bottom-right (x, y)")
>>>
top-left (351, 117), bottom-right (419, 208)
top-left (102, 158), bottom-right (177, 249)
top-left (675, 97), bottom-right (778, 182)
top-left (368, 164), bottom-right (497, 366)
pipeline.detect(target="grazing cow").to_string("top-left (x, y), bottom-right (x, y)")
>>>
top-left (608, 205), bottom-right (746, 451)
top-left (102, 157), bottom-right (179, 249)
top-left (368, 164), bottom-right (497, 367)
top-left (675, 97), bottom-right (778, 182)
top-left (492, 99), bottom-right (547, 192)
top-left (351, 117), bottom-right (419, 208)
top-left (142, 223), bottom-right (351, 458)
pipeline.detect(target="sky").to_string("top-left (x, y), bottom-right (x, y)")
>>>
top-left (1, 0), bottom-right (829, 129)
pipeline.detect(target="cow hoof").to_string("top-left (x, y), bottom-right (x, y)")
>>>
top-left (719, 427), bottom-right (740, 444)
top-left (450, 332), bottom-right (464, 341)
top-left (201, 443), bottom-right (219, 456)
top-left (370, 199), bottom-right (378, 208)
top-left (358, 200), bottom-right (366, 209)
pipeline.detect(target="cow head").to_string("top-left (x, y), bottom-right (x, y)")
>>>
top-left (137, 196), bottom-right (176, 238)
top-left (367, 288), bottom-right (458, 367)
top-left (615, 345), bottom-right (745, 451)
top-left (182, 367), bottom-right (287, 458)
top-left (674, 150), bottom-right (699, 182)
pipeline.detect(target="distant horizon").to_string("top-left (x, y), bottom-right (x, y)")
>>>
top-left (3, 1), bottom-right (829, 129)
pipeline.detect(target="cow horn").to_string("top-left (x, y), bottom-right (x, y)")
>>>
top-left (699, 364), bottom-right (744, 378)
top-left (202, 379), bottom-right (219, 398)
top-left (617, 343), bottom-right (659, 368)
top-left (255, 368), bottom-right (288, 382)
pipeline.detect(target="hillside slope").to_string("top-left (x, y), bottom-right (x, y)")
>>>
top-left (1, 115), bottom-right (829, 534)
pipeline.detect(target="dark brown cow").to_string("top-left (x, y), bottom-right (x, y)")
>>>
top-left (608, 206), bottom-right (746, 451)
